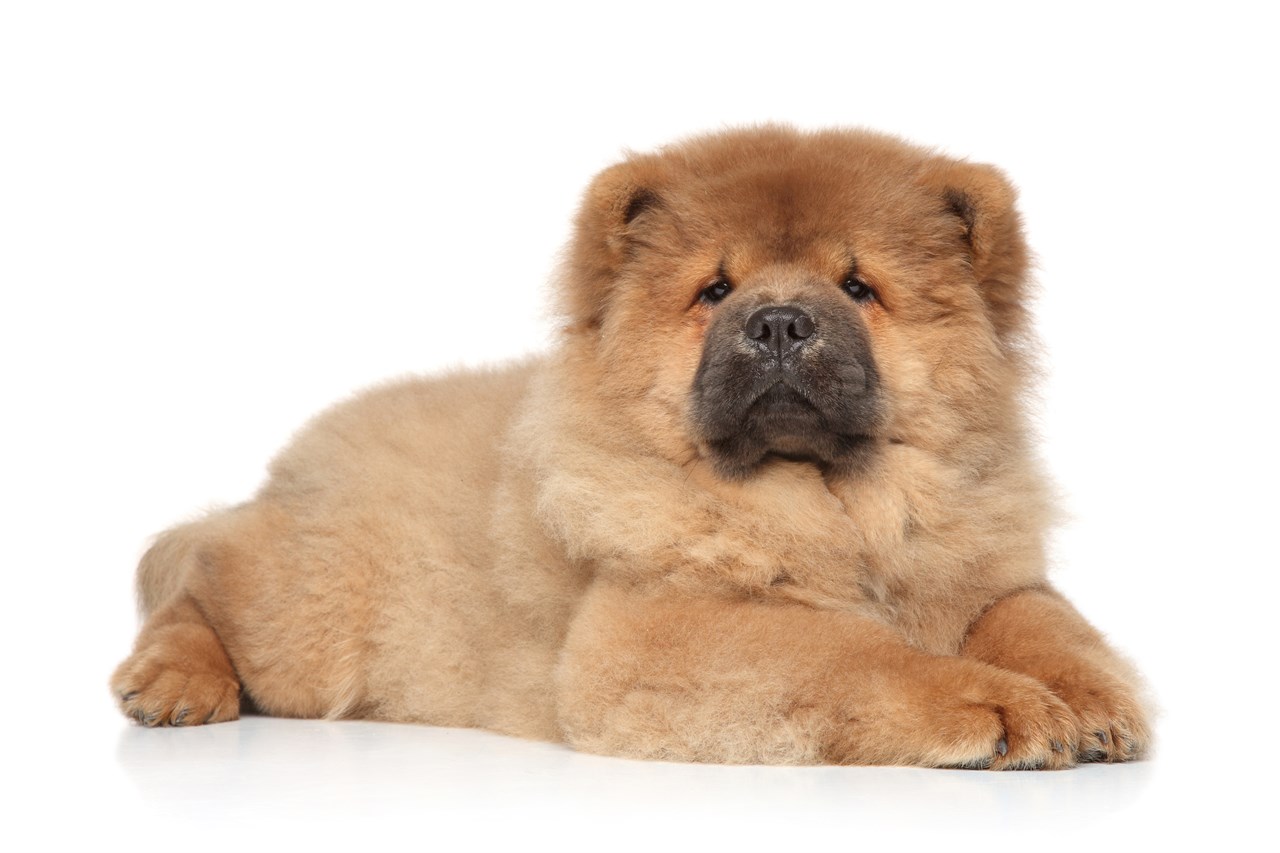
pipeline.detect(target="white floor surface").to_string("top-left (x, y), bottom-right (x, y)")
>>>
top-left (11, 702), bottom-right (1267, 852)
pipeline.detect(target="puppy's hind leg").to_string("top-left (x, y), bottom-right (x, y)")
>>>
top-left (112, 593), bottom-right (241, 727)
top-left (112, 517), bottom-right (243, 727)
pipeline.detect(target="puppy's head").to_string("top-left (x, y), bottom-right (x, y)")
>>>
top-left (560, 126), bottom-right (1031, 478)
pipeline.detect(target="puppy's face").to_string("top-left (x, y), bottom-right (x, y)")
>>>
top-left (563, 127), bottom-right (1030, 478)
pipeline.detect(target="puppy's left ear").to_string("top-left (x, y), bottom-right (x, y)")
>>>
top-left (919, 159), bottom-right (1031, 343)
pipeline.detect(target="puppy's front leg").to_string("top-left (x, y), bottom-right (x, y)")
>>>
top-left (962, 587), bottom-right (1151, 762)
top-left (555, 583), bottom-right (1079, 768)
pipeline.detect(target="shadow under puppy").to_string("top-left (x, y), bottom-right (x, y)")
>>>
top-left (113, 126), bottom-right (1150, 769)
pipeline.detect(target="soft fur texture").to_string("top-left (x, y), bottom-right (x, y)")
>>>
top-left (112, 126), bottom-right (1150, 768)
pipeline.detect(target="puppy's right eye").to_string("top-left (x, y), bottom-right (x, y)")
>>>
top-left (699, 277), bottom-right (733, 304)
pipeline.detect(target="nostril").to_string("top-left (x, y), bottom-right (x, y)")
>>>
top-left (748, 318), bottom-right (772, 341)
top-left (790, 315), bottom-right (814, 340)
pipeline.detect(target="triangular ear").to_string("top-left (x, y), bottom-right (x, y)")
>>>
top-left (919, 159), bottom-right (1032, 345)
top-left (561, 154), bottom-right (670, 331)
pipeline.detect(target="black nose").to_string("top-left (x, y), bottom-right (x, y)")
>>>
top-left (744, 305), bottom-right (816, 360)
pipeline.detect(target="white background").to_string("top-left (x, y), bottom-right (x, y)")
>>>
top-left (2, 2), bottom-right (1276, 851)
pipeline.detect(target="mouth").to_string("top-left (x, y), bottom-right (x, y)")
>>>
top-left (746, 382), bottom-right (826, 428)
top-left (698, 381), bottom-right (879, 477)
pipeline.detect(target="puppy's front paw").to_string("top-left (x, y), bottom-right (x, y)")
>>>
top-left (933, 671), bottom-right (1081, 770)
top-left (111, 625), bottom-right (240, 727)
top-left (834, 662), bottom-right (1081, 769)
top-left (1043, 672), bottom-right (1150, 763)
top-left (959, 588), bottom-right (1152, 764)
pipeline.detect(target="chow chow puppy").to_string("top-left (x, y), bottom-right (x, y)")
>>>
top-left (112, 126), bottom-right (1150, 768)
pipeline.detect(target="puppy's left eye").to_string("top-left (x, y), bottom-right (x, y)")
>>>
top-left (842, 275), bottom-right (877, 303)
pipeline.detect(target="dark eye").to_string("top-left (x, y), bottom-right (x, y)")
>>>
top-left (842, 274), bottom-right (876, 303)
top-left (699, 276), bottom-right (733, 304)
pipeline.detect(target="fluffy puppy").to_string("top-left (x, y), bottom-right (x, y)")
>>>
top-left (112, 126), bottom-right (1150, 768)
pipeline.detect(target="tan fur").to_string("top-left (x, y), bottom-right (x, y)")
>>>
top-left (112, 126), bottom-right (1150, 768)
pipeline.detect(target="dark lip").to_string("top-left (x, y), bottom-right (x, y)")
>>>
top-left (748, 378), bottom-right (820, 411)
top-left (746, 381), bottom-right (840, 429)
top-left (752, 384), bottom-right (881, 437)
top-left (700, 379), bottom-right (871, 444)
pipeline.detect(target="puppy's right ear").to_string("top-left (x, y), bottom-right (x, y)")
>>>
top-left (562, 154), bottom-right (669, 330)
